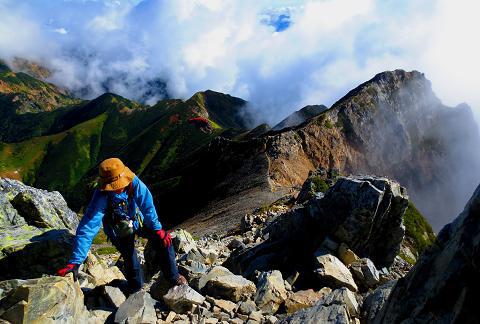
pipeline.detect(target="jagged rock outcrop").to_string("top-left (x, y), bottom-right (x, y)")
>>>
top-left (0, 275), bottom-right (90, 323)
top-left (0, 178), bottom-right (78, 230)
top-left (226, 176), bottom-right (408, 279)
top-left (0, 178), bottom-right (78, 280)
top-left (374, 183), bottom-right (480, 323)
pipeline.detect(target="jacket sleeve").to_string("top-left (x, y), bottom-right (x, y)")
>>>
top-left (132, 176), bottom-right (162, 231)
top-left (69, 190), bottom-right (107, 264)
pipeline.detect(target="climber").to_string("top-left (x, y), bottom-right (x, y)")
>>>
top-left (187, 116), bottom-right (213, 133)
top-left (57, 158), bottom-right (187, 293)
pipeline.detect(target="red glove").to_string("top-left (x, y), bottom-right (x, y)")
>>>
top-left (57, 263), bottom-right (79, 281)
top-left (156, 229), bottom-right (172, 248)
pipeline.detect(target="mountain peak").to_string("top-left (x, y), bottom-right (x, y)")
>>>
top-left (187, 90), bottom-right (251, 129)
top-left (332, 69), bottom-right (435, 110)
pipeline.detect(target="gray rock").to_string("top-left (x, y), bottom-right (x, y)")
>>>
top-left (1, 178), bottom-right (78, 230)
top-left (0, 194), bottom-right (25, 227)
top-left (313, 253), bottom-right (358, 292)
top-left (163, 284), bottom-right (205, 313)
top-left (284, 288), bottom-right (331, 314)
top-left (266, 315), bottom-right (279, 324)
top-left (249, 310), bottom-right (264, 322)
top-left (254, 270), bottom-right (288, 314)
top-left (83, 252), bottom-right (126, 286)
top-left (279, 303), bottom-right (350, 324)
top-left (349, 258), bottom-right (380, 289)
top-left (0, 178), bottom-right (79, 281)
top-left (227, 238), bottom-right (246, 251)
top-left (280, 287), bottom-right (358, 324)
top-left (362, 280), bottom-right (396, 322)
top-left (204, 274), bottom-right (256, 302)
top-left (198, 266), bottom-right (234, 291)
top-left (374, 183), bottom-right (480, 323)
top-left (114, 291), bottom-right (157, 324)
top-left (211, 298), bottom-right (237, 314)
top-left (337, 243), bottom-right (360, 266)
top-left (179, 260), bottom-right (208, 290)
top-left (0, 275), bottom-right (90, 323)
top-left (323, 288), bottom-right (359, 317)
top-left (104, 285), bottom-right (126, 308)
top-left (172, 228), bottom-right (197, 254)
top-left (238, 300), bottom-right (257, 315)
top-left (0, 227), bottom-right (73, 280)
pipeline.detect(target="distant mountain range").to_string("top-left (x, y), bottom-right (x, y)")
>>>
top-left (1, 59), bottom-right (479, 232)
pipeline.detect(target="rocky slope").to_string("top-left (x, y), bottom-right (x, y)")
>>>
top-left (1, 174), bottom-right (424, 324)
top-left (178, 70), bottom-right (480, 235)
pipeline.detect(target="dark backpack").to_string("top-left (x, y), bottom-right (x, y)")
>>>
top-left (104, 183), bottom-right (136, 238)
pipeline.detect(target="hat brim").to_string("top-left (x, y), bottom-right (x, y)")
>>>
top-left (99, 166), bottom-right (135, 191)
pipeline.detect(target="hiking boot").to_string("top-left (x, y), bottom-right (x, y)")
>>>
top-left (175, 274), bottom-right (188, 286)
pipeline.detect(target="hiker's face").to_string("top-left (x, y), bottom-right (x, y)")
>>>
top-left (113, 187), bottom-right (126, 194)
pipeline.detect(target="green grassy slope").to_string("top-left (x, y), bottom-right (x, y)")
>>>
top-left (0, 62), bottom-right (80, 115)
top-left (0, 70), bottom-right (249, 217)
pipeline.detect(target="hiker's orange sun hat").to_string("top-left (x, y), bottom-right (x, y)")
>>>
top-left (98, 158), bottom-right (135, 191)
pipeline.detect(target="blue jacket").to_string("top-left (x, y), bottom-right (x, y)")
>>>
top-left (69, 176), bottom-right (162, 264)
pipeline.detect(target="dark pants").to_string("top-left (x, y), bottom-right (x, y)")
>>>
top-left (109, 228), bottom-right (179, 293)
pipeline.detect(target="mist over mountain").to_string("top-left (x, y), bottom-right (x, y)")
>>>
top-left (1, 0), bottom-right (479, 127)
top-left (1, 62), bottom-right (478, 231)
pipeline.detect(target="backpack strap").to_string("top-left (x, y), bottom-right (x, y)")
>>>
top-left (128, 182), bottom-right (134, 201)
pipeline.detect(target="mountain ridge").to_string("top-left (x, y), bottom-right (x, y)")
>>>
top-left (1, 67), bottom-right (478, 233)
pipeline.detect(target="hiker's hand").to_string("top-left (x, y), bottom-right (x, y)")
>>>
top-left (156, 229), bottom-right (172, 248)
top-left (57, 263), bottom-right (79, 281)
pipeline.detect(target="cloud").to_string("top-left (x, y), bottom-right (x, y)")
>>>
top-left (1, 0), bottom-right (479, 124)
top-left (53, 27), bottom-right (68, 34)
top-left (0, 0), bottom-right (479, 228)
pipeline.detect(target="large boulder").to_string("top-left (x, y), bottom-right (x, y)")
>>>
top-left (226, 176), bottom-right (408, 278)
top-left (374, 183), bottom-right (480, 323)
top-left (0, 275), bottom-right (90, 323)
top-left (0, 227), bottom-right (73, 280)
top-left (0, 178), bottom-right (78, 230)
top-left (254, 270), bottom-right (288, 314)
top-left (0, 178), bottom-right (79, 280)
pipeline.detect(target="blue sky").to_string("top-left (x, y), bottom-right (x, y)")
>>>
top-left (0, 0), bottom-right (479, 125)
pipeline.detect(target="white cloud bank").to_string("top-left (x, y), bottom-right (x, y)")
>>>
top-left (0, 0), bottom-right (479, 125)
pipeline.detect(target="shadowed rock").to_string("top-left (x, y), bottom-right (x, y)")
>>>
top-left (374, 183), bottom-right (480, 323)
top-left (0, 275), bottom-right (89, 323)
top-left (226, 176), bottom-right (408, 279)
